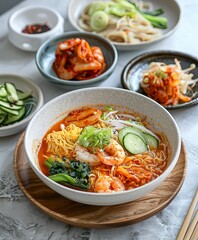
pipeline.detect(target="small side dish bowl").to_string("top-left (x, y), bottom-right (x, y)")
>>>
top-left (121, 50), bottom-right (198, 110)
top-left (35, 32), bottom-right (118, 88)
top-left (67, 0), bottom-right (181, 51)
top-left (24, 87), bottom-right (181, 206)
top-left (8, 6), bottom-right (64, 51)
top-left (0, 74), bottom-right (44, 137)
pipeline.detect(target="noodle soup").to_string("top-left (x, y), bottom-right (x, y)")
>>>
top-left (38, 106), bottom-right (170, 193)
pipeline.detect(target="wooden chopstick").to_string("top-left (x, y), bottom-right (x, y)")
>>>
top-left (185, 211), bottom-right (198, 240)
top-left (190, 222), bottom-right (198, 240)
top-left (176, 189), bottom-right (198, 240)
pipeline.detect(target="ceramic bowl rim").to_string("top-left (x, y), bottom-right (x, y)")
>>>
top-left (24, 87), bottom-right (181, 198)
top-left (35, 31), bottom-right (118, 86)
top-left (0, 73), bottom-right (44, 132)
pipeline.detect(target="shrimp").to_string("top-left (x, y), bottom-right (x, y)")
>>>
top-left (75, 145), bottom-right (101, 166)
top-left (64, 107), bottom-right (102, 127)
top-left (94, 175), bottom-right (125, 193)
top-left (97, 139), bottom-right (125, 166)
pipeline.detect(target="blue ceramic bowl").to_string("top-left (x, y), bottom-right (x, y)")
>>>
top-left (35, 32), bottom-right (118, 88)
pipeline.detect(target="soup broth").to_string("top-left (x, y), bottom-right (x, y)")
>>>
top-left (38, 106), bottom-right (169, 193)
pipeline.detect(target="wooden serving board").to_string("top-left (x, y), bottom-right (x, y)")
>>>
top-left (13, 133), bottom-right (187, 229)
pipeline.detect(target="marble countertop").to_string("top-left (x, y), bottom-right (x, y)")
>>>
top-left (0, 0), bottom-right (197, 239)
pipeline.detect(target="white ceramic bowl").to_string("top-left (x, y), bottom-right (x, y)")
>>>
top-left (0, 74), bottom-right (44, 137)
top-left (67, 0), bottom-right (181, 51)
top-left (24, 88), bottom-right (181, 206)
top-left (8, 6), bottom-right (64, 51)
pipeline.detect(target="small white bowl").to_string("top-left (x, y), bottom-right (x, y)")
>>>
top-left (0, 74), bottom-right (44, 137)
top-left (24, 87), bottom-right (181, 206)
top-left (8, 6), bottom-right (64, 51)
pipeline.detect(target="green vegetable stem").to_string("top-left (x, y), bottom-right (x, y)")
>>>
top-left (44, 158), bottom-right (91, 190)
top-left (88, 0), bottom-right (168, 31)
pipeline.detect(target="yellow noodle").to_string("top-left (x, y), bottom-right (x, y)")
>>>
top-left (46, 124), bottom-right (82, 158)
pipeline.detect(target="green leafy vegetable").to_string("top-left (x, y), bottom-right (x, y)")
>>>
top-left (114, 0), bottom-right (167, 29)
top-left (127, 0), bottom-right (167, 29)
top-left (141, 8), bottom-right (164, 17)
top-left (140, 13), bottom-right (167, 29)
top-left (77, 126), bottom-right (113, 149)
top-left (44, 158), bottom-right (91, 190)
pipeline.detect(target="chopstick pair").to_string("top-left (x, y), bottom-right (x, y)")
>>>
top-left (176, 189), bottom-right (198, 240)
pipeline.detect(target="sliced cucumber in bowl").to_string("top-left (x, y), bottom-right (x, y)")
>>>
top-left (0, 109), bottom-right (7, 124)
top-left (2, 106), bottom-right (26, 126)
top-left (118, 126), bottom-right (146, 144)
top-left (0, 86), bottom-right (7, 97)
top-left (0, 99), bottom-right (23, 110)
top-left (118, 125), bottom-right (159, 154)
top-left (5, 82), bottom-right (19, 103)
top-left (0, 82), bottom-right (36, 127)
top-left (17, 89), bottom-right (32, 100)
top-left (123, 133), bottom-right (148, 154)
top-left (143, 133), bottom-right (159, 149)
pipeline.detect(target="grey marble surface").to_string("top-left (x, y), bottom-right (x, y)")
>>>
top-left (0, 0), bottom-right (198, 239)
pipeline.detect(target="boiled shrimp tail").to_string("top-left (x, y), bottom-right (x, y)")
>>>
top-left (49, 173), bottom-right (89, 190)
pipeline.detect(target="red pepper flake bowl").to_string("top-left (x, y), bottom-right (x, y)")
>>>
top-left (8, 6), bottom-right (64, 52)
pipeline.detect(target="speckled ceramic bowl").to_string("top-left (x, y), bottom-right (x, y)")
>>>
top-left (0, 74), bottom-right (44, 137)
top-left (24, 88), bottom-right (181, 206)
top-left (121, 51), bottom-right (198, 109)
top-left (35, 32), bottom-right (118, 89)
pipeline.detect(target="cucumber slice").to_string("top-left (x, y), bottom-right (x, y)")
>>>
top-left (0, 86), bottom-right (7, 97)
top-left (17, 89), bottom-right (32, 100)
top-left (143, 133), bottom-right (159, 149)
top-left (0, 100), bottom-right (22, 110)
top-left (0, 97), bottom-right (8, 101)
top-left (15, 100), bottom-right (24, 106)
top-left (0, 106), bottom-right (19, 116)
top-left (118, 126), bottom-right (146, 144)
top-left (5, 83), bottom-right (19, 103)
top-left (123, 133), bottom-right (148, 154)
top-left (0, 83), bottom-right (35, 126)
top-left (90, 11), bottom-right (109, 32)
top-left (2, 106), bottom-right (25, 126)
top-left (0, 109), bottom-right (7, 124)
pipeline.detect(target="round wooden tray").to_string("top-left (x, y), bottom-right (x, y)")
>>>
top-left (13, 133), bottom-right (187, 228)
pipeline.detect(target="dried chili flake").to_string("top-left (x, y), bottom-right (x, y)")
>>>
top-left (22, 24), bottom-right (51, 34)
